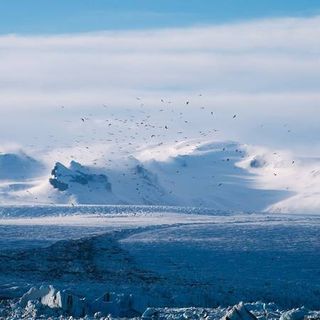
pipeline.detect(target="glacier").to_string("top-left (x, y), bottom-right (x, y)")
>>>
top-left (0, 207), bottom-right (319, 319)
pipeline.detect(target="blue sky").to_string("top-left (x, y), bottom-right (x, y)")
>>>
top-left (0, 0), bottom-right (320, 34)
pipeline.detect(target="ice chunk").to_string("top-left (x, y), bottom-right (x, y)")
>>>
top-left (18, 286), bottom-right (88, 318)
top-left (280, 307), bottom-right (309, 320)
top-left (92, 291), bottom-right (136, 317)
top-left (142, 307), bottom-right (159, 319)
top-left (223, 302), bottom-right (258, 320)
top-left (19, 285), bottom-right (52, 308)
top-left (55, 289), bottom-right (88, 318)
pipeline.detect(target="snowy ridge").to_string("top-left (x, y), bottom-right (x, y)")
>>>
top-left (0, 141), bottom-right (286, 211)
top-left (0, 151), bottom-right (46, 203)
top-left (48, 161), bottom-right (119, 204)
top-left (0, 151), bottom-right (45, 181)
top-left (1, 140), bottom-right (320, 213)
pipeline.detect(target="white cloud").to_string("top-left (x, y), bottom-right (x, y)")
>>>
top-left (0, 16), bottom-right (320, 153)
top-left (0, 16), bottom-right (320, 105)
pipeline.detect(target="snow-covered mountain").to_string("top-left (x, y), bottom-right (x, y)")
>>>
top-left (1, 140), bottom-right (320, 213)
top-left (0, 152), bottom-right (46, 203)
top-left (0, 152), bottom-right (45, 181)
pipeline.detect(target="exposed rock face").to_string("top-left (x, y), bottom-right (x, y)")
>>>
top-left (249, 157), bottom-right (267, 168)
top-left (49, 161), bottom-right (112, 192)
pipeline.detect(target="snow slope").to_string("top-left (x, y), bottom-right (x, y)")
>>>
top-left (1, 140), bottom-right (320, 213)
top-left (0, 152), bottom-right (45, 181)
top-left (0, 152), bottom-right (46, 204)
top-left (0, 141), bottom-right (287, 211)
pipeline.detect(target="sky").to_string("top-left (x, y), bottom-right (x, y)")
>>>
top-left (0, 1), bottom-right (320, 158)
top-left (0, 0), bottom-right (320, 34)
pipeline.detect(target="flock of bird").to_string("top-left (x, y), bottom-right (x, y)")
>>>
top-left (18, 94), bottom-right (294, 204)
top-left (54, 96), bottom-right (227, 166)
